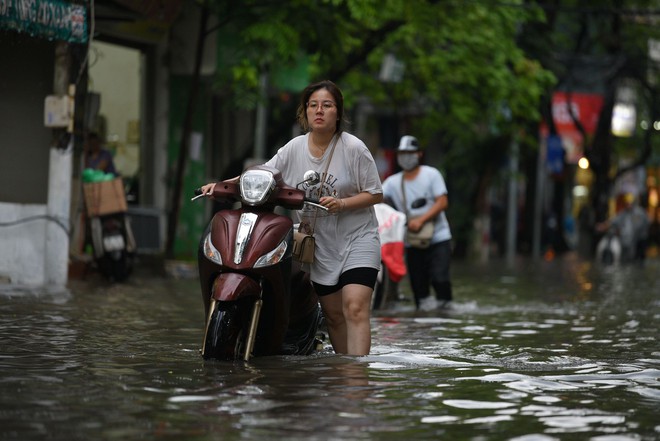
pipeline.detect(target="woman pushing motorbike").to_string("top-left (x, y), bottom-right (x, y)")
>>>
top-left (201, 80), bottom-right (382, 355)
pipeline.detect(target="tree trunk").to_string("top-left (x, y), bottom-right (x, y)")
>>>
top-left (165, 0), bottom-right (209, 259)
top-left (587, 84), bottom-right (616, 225)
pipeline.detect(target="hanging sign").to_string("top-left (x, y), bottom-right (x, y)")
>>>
top-left (540, 92), bottom-right (604, 164)
top-left (0, 0), bottom-right (87, 43)
top-left (546, 134), bottom-right (565, 175)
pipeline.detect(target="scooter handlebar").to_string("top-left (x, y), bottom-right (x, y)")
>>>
top-left (191, 188), bottom-right (206, 201)
top-left (191, 181), bottom-right (242, 203)
top-left (304, 199), bottom-right (328, 211)
top-left (190, 182), bottom-right (327, 211)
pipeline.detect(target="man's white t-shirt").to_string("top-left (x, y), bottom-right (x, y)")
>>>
top-left (265, 132), bottom-right (382, 285)
top-left (382, 165), bottom-right (452, 245)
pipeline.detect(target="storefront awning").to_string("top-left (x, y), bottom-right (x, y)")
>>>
top-left (93, 0), bottom-right (183, 45)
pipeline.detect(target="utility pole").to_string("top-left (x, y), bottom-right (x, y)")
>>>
top-left (505, 137), bottom-right (518, 264)
top-left (252, 71), bottom-right (269, 163)
top-left (532, 136), bottom-right (546, 258)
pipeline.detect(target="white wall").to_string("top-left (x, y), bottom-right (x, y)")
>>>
top-left (0, 203), bottom-right (48, 286)
top-left (0, 35), bottom-right (63, 288)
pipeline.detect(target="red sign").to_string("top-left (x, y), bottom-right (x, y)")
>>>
top-left (552, 92), bottom-right (603, 135)
top-left (541, 92), bottom-right (604, 163)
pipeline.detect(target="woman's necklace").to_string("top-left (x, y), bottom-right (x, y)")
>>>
top-left (309, 135), bottom-right (332, 157)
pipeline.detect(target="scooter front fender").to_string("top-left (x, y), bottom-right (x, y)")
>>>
top-left (212, 272), bottom-right (260, 302)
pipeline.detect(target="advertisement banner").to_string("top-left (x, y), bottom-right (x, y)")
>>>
top-left (0, 0), bottom-right (87, 43)
top-left (541, 92), bottom-right (604, 164)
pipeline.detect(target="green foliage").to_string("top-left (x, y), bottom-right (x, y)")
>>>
top-left (342, 1), bottom-right (555, 143)
top-left (206, 0), bottom-right (558, 150)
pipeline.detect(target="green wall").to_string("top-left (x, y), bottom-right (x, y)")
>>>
top-left (168, 75), bottom-right (210, 260)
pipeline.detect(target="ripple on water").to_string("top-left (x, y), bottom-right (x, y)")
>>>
top-left (443, 399), bottom-right (516, 409)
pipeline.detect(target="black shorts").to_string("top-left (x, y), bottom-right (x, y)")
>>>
top-left (313, 267), bottom-right (379, 297)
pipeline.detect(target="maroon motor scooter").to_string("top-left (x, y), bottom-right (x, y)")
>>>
top-left (195, 165), bottom-right (327, 361)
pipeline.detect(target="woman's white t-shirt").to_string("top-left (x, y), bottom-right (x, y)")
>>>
top-left (264, 132), bottom-right (382, 285)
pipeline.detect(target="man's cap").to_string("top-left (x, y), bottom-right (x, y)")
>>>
top-left (398, 135), bottom-right (420, 152)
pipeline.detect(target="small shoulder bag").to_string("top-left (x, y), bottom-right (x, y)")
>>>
top-left (401, 176), bottom-right (434, 249)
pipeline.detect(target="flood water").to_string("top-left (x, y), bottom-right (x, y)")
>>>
top-left (1, 255), bottom-right (659, 440)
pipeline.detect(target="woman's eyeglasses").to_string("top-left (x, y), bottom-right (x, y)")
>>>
top-left (307, 101), bottom-right (336, 110)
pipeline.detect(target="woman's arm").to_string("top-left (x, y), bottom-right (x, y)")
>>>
top-left (320, 191), bottom-right (383, 214)
top-left (200, 176), bottom-right (240, 197)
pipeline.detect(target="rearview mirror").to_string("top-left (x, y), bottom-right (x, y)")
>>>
top-left (297, 170), bottom-right (320, 188)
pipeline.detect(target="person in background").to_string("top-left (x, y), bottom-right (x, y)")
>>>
top-left (596, 192), bottom-right (650, 263)
top-left (382, 135), bottom-right (453, 311)
top-left (201, 80), bottom-right (383, 355)
top-left (84, 132), bottom-right (117, 176)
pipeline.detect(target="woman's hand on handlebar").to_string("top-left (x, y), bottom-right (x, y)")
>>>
top-left (200, 183), bottom-right (216, 197)
top-left (191, 183), bottom-right (215, 201)
top-left (320, 196), bottom-right (345, 214)
top-left (193, 177), bottom-right (239, 201)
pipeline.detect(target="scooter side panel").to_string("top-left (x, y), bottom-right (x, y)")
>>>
top-left (211, 273), bottom-right (260, 302)
top-left (210, 210), bottom-right (293, 268)
top-left (244, 215), bottom-right (293, 263)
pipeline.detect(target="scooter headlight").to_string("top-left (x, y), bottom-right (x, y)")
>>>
top-left (254, 239), bottom-right (288, 268)
top-left (240, 169), bottom-right (276, 206)
top-left (203, 233), bottom-right (222, 265)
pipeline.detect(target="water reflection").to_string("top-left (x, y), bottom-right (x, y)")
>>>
top-left (0, 258), bottom-right (658, 440)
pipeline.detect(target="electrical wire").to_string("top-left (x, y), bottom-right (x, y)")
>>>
top-left (0, 215), bottom-right (70, 235)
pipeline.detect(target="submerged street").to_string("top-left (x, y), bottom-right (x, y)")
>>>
top-left (1, 255), bottom-right (658, 440)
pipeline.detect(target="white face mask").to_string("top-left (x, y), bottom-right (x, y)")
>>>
top-left (397, 153), bottom-right (419, 171)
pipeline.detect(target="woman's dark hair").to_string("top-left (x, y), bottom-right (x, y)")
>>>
top-left (296, 80), bottom-right (345, 134)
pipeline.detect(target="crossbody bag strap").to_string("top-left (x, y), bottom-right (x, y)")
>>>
top-left (400, 174), bottom-right (410, 219)
top-left (310, 134), bottom-right (340, 233)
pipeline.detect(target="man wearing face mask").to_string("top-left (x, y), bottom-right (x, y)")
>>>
top-left (382, 135), bottom-right (453, 311)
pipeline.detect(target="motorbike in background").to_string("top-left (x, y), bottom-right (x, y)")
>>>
top-left (82, 170), bottom-right (136, 282)
top-left (195, 165), bottom-right (327, 361)
top-left (595, 226), bottom-right (623, 265)
top-left (88, 212), bottom-right (136, 282)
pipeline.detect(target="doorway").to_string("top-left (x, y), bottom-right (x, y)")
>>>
top-left (87, 40), bottom-right (143, 203)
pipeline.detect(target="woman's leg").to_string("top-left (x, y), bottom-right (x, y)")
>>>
top-left (341, 283), bottom-right (372, 355)
top-left (318, 283), bottom-right (372, 355)
top-left (319, 291), bottom-right (347, 353)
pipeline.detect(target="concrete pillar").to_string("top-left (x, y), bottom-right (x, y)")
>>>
top-left (45, 42), bottom-right (73, 286)
top-left (45, 144), bottom-right (73, 286)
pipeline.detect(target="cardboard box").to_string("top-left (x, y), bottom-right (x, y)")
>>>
top-left (83, 178), bottom-right (127, 216)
